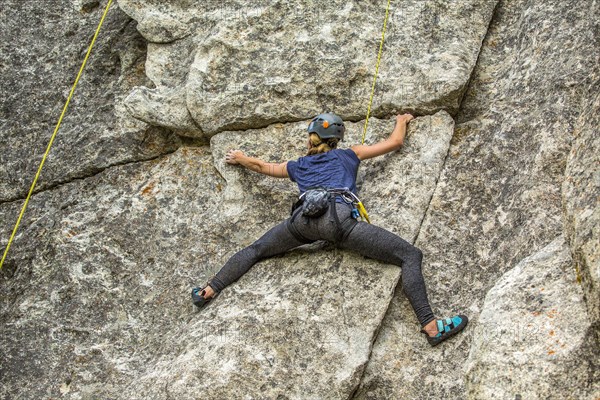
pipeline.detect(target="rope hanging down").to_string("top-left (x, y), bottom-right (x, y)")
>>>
top-left (0, 0), bottom-right (114, 271)
top-left (362, 0), bottom-right (391, 145)
top-left (352, 0), bottom-right (392, 224)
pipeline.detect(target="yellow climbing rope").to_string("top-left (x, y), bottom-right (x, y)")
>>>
top-left (0, 0), bottom-right (114, 271)
top-left (356, 0), bottom-right (391, 224)
top-left (362, 0), bottom-right (391, 145)
top-left (0, 0), bottom-right (389, 268)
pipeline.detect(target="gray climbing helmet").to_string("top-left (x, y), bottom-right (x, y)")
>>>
top-left (307, 112), bottom-right (345, 141)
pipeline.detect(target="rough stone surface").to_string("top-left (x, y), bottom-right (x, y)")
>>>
top-left (562, 82), bottom-right (600, 324)
top-left (352, 0), bottom-right (600, 398)
top-left (465, 236), bottom-right (599, 399)
top-left (1, 0), bottom-right (599, 398)
top-left (0, 0), bottom-right (183, 203)
top-left (117, 0), bottom-right (497, 136)
top-left (0, 114), bottom-right (453, 399)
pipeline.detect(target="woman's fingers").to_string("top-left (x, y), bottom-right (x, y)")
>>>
top-left (396, 113), bottom-right (415, 124)
top-left (225, 150), bottom-right (242, 164)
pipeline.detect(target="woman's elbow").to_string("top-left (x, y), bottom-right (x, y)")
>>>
top-left (391, 138), bottom-right (403, 149)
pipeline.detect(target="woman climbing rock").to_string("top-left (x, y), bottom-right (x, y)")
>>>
top-left (191, 112), bottom-right (468, 346)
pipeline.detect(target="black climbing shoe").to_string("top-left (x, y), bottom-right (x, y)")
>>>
top-left (421, 314), bottom-right (468, 346)
top-left (191, 284), bottom-right (217, 309)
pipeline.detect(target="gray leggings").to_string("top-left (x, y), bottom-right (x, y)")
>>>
top-left (209, 202), bottom-right (435, 327)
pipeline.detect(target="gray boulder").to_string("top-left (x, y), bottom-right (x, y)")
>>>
top-left (0, 114), bottom-right (454, 399)
top-left (1, 0), bottom-right (598, 398)
top-left (562, 84), bottom-right (600, 324)
top-left (465, 236), bottom-right (599, 399)
top-left (0, 1), bottom-right (183, 203)
top-left (118, 0), bottom-right (497, 136)
top-left (352, 0), bottom-right (600, 398)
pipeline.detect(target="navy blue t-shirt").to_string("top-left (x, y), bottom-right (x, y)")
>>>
top-left (286, 148), bottom-right (361, 201)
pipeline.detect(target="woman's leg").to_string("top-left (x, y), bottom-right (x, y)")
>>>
top-left (206, 218), bottom-right (312, 294)
top-left (338, 222), bottom-right (435, 327)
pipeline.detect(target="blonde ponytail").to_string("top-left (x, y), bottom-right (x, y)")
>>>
top-left (307, 133), bottom-right (338, 156)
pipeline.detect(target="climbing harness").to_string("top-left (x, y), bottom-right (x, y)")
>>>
top-left (324, 189), bottom-right (371, 224)
top-left (0, 0), bottom-right (114, 271)
top-left (290, 187), bottom-right (370, 224)
top-left (287, 187), bottom-right (363, 246)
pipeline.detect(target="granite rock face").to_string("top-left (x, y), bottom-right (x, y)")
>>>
top-left (465, 236), bottom-right (598, 399)
top-left (352, 0), bottom-right (600, 398)
top-left (0, 0), bottom-right (183, 203)
top-left (117, 0), bottom-right (497, 136)
top-left (562, 82), bottom-right (600, 324)
top-left (0, 114), bottom-right (454, 399)
top-left (1, 0), bottom-right (599, 398)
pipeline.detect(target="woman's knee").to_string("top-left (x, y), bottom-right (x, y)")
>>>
top-left (402, 245), bottom-right (423, 267)
top-left (413, 246), bottom-right (423, 262)
top-left (248, 235), bottom-right (285, 260)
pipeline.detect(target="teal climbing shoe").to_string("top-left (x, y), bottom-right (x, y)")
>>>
top-left (191, 284), bottom-right (218, 309)
top-left (421, 315), bottom-right (468, 346)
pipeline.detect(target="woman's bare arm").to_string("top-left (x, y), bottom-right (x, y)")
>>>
top-left (351, 114), bottom-right (414, 160)
top-left (225, 150), bottom-right (289, 178)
